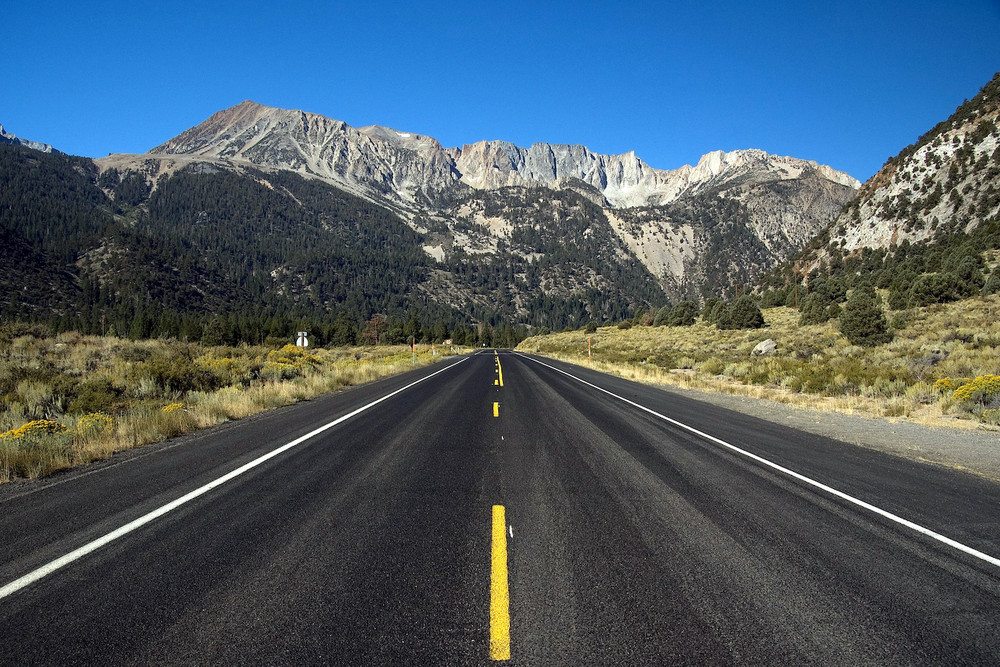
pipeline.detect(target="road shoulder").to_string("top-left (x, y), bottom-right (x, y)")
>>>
top-left (653, 383), bottom-right (1000, 482)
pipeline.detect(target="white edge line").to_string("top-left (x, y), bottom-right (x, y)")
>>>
top-left (517, 353), bottom-right (1000, 569)
top-left (0, 356), bottom-right (470, 600)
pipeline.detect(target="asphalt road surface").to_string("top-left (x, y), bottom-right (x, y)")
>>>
top-left (2, 351), bottom-right (999, 665)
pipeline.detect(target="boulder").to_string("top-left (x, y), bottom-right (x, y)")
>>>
top-left (751, 338), bottom-right (777, 356)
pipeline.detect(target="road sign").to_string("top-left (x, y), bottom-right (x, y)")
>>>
top-left (296, 331), bottom-right (309, 347)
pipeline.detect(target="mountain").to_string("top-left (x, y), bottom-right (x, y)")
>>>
top-left (0, 142), bottom-right (663, 341)
top-left (0, 124), bottom-right (60, 154)
top-left (1, 100), bottom-right (863, 342)
top-left (134, 101), bottom-right (860, 301)
top-left (826, 72), bottom-right (1000, 254)
top-left (148, 100), bottom-right (858, 209)
top-left (757, 72), bottom-right (1000, 312)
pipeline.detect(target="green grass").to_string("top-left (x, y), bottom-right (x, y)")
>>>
top-left (517, 296), bottom-right (1000, 429)
top-left (0, 333), bottom-right (460, 483)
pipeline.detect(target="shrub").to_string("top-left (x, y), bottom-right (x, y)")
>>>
top-left (261, 361), bottom-right (300, 381)
top-left (0, 419), bottom-right (67, 440)
top-left (1, 421), bottom-right (73, 480)
top-left (77, 412), bottom-right (114, 438)
top-left (717, 296), bottom-right (765, 330)
top-left (839, 288), bottom-right (893, 347)
top-left (666, 301), bottom-right (699, 327)
top-left (137, 353), bottom-right (223, 394)
top-left (701, 298), bottom-right (725, 324)
top-left (983, 271), bottom-right (1000, 296)
top-left (909, 273), bottom-right (963, 306)
top-left (700, 358), bottom-right (725, 374)
top-left (952, 374), bottom-right (1000, 407)
top-left (15, 380), bottom-right (55, 419)
top-left (652, 306), bottom-right (671, 327)
top-left (887, 285), bottom-right (911, 310)
top-left (759, 289), bottom-right (788, 308)
top-left (798, 293), bottom-right (839, 325)
top-left (933, 377), bottom-right (961, 394)
top-left (69, 378), bottom-right (124, 414)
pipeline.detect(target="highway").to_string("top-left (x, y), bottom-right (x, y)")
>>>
top-left (1, 350), bottom-right (999, 665)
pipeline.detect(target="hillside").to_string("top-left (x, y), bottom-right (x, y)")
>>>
top-left (831, 72), bottom-right (1000, 252)
top-left (518, 296), bottom-right (1000, 432)
top-left (756, 72), bottom-right (1000, 315)
top-left (0, 144), bottom-right (666, 341)
top-left (0, 145), bottom-right (459, 343)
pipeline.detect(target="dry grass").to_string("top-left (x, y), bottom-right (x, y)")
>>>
top-left (0, 334), bottom-right (459, 483)
top-left (517, 296), bottom-right (1000, 431)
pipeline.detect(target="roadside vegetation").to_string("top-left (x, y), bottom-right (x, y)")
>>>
top-left (0, 326), bottom-right (457, 483)
top-left (518, 295), bottom-right (1000, 430)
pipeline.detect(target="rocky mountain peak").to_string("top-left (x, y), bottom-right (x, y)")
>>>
top-left (146, 101), bottom-right (859, 210)
top-left (0, 123), bottom-right (59, 154)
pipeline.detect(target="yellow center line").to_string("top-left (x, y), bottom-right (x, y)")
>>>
top-left (496, 358), bottom-right (504, 387)
top-left (493, 402), bottom-right (500, 418)
top-left (490, 505), bottom-right (511, 660)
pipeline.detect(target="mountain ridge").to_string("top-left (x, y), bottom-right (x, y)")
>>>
top-left (146, 100), bottom-right (860, 209)
top-left (127, 100), bottom-right (862, 302)
top-left (0, 124), bottom-right (60, 154)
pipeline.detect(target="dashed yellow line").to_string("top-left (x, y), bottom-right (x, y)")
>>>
top-left (493, 402), bottom-right (500, 418)
top-left (494, 350), bottom-right (504, 387)
top-left (490, 505), bottom-right (511, 660)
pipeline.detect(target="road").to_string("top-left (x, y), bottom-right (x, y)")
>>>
top-left (1, 350), bottom-right (999, 665)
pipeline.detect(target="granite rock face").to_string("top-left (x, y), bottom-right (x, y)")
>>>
top-left (150, 101), bottom-right (858, 210)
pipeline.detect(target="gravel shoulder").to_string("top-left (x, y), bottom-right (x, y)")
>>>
top-left (659, 384), bottom-right (1000, 482)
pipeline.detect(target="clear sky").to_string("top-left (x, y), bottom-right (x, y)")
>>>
top-left (3, 0), bottom-right (999, 182)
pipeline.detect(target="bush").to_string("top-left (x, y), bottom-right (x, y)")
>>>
top-left (717, 296), bottom-right (765, 330)
top-left (69, 378), bottom-right (124, 414)
top-left (909, 273), bottom-right (963, 306)
top-left (136, 352), bottom-right (223, 394)
top-left (77, 412), bottom-right (114, 438)
top-left (983, 270), bottom-right (1000, 296)
top-left (666, 301), bottom-right (699, 327)
top-left (652, 306), bottom-right (671, 327)
top-left (799, 293), bottom-right (838, 325)
top-left (702, 298), bottom-right (724, 324)
top-left (700, 358), bottom-right (725, 375)
top-left (839, 288), bottom-right (893, 347)
top-left (759, 289), bottom-right (788, 309)
top-left (0, 419), bottom-right (67, 440)
top-left (952, 374), bottom-right (1000, 408)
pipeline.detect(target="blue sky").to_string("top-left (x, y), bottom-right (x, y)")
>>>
top-left (3, 0), bottom-right (999, 181)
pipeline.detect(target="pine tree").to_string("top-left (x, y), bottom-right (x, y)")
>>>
top-left (717, 296), bottom-right (765, 330)
top-left (839, 288), bottom-right (893, 347)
